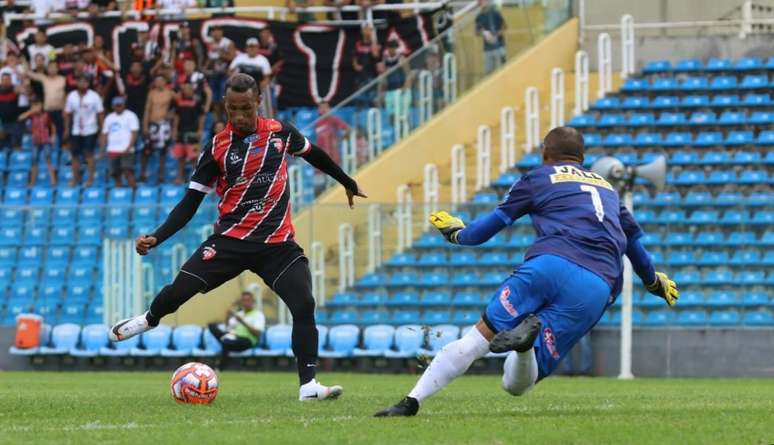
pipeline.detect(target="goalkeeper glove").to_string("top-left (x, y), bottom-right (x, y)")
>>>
top-left (646, 271), bottom-right (679, 306)
top-left (429, 211), bottom-right (465, 244)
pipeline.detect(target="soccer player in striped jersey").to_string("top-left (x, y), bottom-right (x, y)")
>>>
top-left (109, 73), bottom-right (367, 401)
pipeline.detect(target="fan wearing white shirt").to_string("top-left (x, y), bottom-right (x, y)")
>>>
top-left (63, 75), bottom-right (104, 186)
top-left (27, 30), bottom-right (56, 70)
top-left (228, 37), bottom-right (272, 89)
top-left (100, 96), bottom-right (139, 188)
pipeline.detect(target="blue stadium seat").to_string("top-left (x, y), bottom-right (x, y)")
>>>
top-left (8, 151), bottom-right (32, 171)
top-left (711, 94), bottom-right (739, 107)
top-left (632, 132), bottom-right (662, 147)
top-left (706, 291), bottom-right (737, 307)
top-left (706, 170), bottom-right (735, 184)
top-left (643, 60), bottom-right (671, 73)
top-left (743, 93), bottom-right (770, 106)
top-left (452, 291), bottom-right (482, 307)
top-left (3, 188), bottom-right (27, 206)
top-left (704, 269), bottom-right (734, 285)
top-left (355, 272), bottom-right (386, 288)
top-left (682, 95), bottom-right (710, 108)
top-left (620, 78), bottom-right (648, 92)
top-left (734, 56), bottom-right (762, 70)
top-left (688, 111), bottom-right (716, 126)
top-left (134, 186), bottom-right (159, 204)
top-left (710, 310), bottom-right (740, 326)
top-left (642, 310), bottom-right (672, 326)
top-left (677, 292), bottom-right (704, 307)
top-left (18, 246), bottom-right (43, 266)
top-left (450, 252), bottom-right (477, 267)
top-left (451, 272), bottom-right (478, 287)
top-left (254, 325), bottom-right (292, 357)
top-left (652, 96), bottom-right (679, 109)
top-left (320, 324), bottom-right (360, 358)
top-left (99, 333), bottom-right (140, 357)
top-left (414, 234), bottom-right (445, 249)
top-left (76, 226), bottom-right (102, 246)
top-left (421, 291), bottom-right (451, 306)
top-left (700, 151), bottom-right (731, 164)
top-left (725, 130), bottom-right (753, 145)
top-left (622, 96), bottom-right (649, 109)
top-left (385, 253), bottom-right (416, 267)
top-left (597, 113), bottom-right (626, 127)
top-left (54, 187), bottom-right (80, 206)
top-left (389, 291), bottom-right (420, 306)
top-left (673, 270), bottom-right (700, 285)
top-left (0, 208), bottom-right (24, 229)
top-left (726, 231), bottom-right (754, 245)
top-left (327, 292), bottom-right (358, 307)
top-left (582, 133), bottom-right (602, 147)
top-left (421, 310), bottom-right (451, 325)
top-left (711, 75), bottom-right (737, 89)
top-left (663, 132), bottom-right (692, 147)
top-left (493, 172), bottom-right (521, 187)
top-left (161, 325), bottom-right (203, 357)
top-left (452, 310), bottom-right (480, 325)
top-left (52, 207), bottom-right (77, 227)
top-left (668, 250), bottom-right (694, 266)
top-left (160, 185), bottom-right (185, 204)
top-left (81, 187), bottom-right (105, 205)
top-left (738, 170), bottom-right (768, 184)
top-left (29, 187), bottom-right (53, 206)
top-left (330, 310), bottom-right (359, 324)
top-left (737, 271), bottom-right (765, 285)
top-left (741, 74), bottom-right (768, 89)
top-left (70, 324), bottom-right (109, 357)
top-left (591, 97), bottom-right (620, 110)
top-left (353, 324), bottom-right (395, 357)
top-left (417, 253), bottom-right (446, 267)
top-left (675, 58), bottom-right (702, 72)
top-left (650, 77), bottom-right (678, 92)
top-left (191, 328), bottom-right (222, 357)
top-left (706, 58), bottom-right (731, 71)
top-left (674, 170), bottom-right (704, 185)
top-left (743, 311), bottom-right (774, 326)
top-left (391, 310), bottom-right (420, 325)
top-left (679, 76), bottom-right (708, 91)
top-left (420, 325), bottom-right (460, 357)
top-left (383, 325), bottom-right (424, 358)
top-left (602, 133), bottom-right (632, 147)
top-left (758, 130), bottom-right (774, 145)
top-left (389, 271), bottom-right (419, 288)
top-left (358, 292), bottom-right (386, 307)
top-left (752, 211), bottom-right (774, 225)
top-left (683, 191), bottom-right (712, 207)
top-left (733, 151), bottom-right (761, 164)
top-left (130, 325), bottom-right (173, 356)
top-left (360, 310), bottom-right (390, 325)
top-left (40, 323), bottom-right (81, 354)
top-left (718, 111), bottom-right (746, 126)
top-left (665, 232), bottom-right (692, 246)
top-left (677, 311), bottom-right (707, 326)
top-left (741, 292), bottom-right (769, 307)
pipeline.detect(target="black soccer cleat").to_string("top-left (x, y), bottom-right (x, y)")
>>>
top-left (374, 396), bottom-right (419, 417)
top-left (489, 314), bottom-right (542, 353)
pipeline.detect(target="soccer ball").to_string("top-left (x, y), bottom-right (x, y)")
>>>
top-left (170, 362), bottom-right (219, 404)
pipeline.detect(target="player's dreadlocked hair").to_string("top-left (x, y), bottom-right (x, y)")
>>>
top-left (225, 73), bottom-right (259, 96)
top-left (542, 126), bottom-right (585, 164)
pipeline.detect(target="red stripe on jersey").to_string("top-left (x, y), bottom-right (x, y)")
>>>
top-left (218, 126), bottom-right (272, 217)
top-left (265, 201), bottom-right (294, 243)
top-left (222, 155), bottom-right (288, 239)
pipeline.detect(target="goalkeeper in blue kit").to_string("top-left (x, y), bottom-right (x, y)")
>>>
top-left (376, 127), bottom-right (679, 417)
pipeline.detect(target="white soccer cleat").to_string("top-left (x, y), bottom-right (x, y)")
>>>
top-left (108, 312), bottom-right (152, 342)
top-left (298, 379), bottom-right (343, 401)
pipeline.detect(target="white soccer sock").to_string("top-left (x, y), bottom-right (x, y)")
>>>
top-left (407, 327), bottom-right (490, 403)
top-left (502, 349), bottom-right (538, 396)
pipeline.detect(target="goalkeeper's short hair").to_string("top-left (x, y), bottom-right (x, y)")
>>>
top-left (543, 127), bottom-right (584, 164)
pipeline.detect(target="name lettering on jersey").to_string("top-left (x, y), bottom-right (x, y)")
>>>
top-left (549, 165), bottom-right (613, 190)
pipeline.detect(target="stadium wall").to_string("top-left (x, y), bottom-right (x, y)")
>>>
top-left (3, 325), bottom-right (774, 376)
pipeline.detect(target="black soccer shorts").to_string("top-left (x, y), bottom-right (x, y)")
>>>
top-left (179, 234), bottom-right (307, 293)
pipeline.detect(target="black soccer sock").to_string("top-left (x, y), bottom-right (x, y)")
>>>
top-left (147, 273), bottom-right (206, 327)
top-left (273, 259), bottom-right (319, 386)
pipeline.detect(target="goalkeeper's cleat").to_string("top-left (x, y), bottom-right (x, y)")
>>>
top-left (374, 396), bottom-right (419, 417)
top-left (299, 379), bottom-right (343, 401)
top-left (489, 314), bottom-right (542, 354)
top-left (108, 312), bottom-right (151, 342)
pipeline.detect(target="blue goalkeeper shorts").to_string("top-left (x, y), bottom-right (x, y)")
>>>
top-left (483, 254), bottom-right (612, 380)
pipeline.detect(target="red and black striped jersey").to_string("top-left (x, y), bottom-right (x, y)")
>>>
top-left (189, 117), bottom-right (310, 244)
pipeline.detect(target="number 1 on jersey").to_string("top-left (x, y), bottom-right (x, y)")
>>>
top-left (580, 185), bottom-right (605, 222)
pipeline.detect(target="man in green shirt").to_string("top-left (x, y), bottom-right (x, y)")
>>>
top-left (208, 291), bottom-right (265, 366)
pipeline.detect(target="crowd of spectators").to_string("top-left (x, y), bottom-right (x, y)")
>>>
top-left (0, 21), bottom-right (283, 188)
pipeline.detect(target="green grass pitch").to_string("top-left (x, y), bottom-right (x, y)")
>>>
top-left (1, 371), bottom-right (773, 444)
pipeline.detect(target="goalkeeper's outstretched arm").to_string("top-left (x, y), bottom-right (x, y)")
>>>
top-left (429, 210), bottom-right (508, 245)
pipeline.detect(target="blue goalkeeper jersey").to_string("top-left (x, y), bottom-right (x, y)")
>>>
top-left (494, 162), bottom-right (643, 296)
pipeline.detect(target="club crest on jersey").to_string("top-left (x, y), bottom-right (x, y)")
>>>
top-left (499, 287), bottom-right (518, 317)
top-left (228, 151), bottom-right (243, 165)
top-left (202, 246), bottom-right (217, 261)
top-left (243, 134), bottom-right (258, 144)
top-left (270, 137), bottom-right (285, 153)
top-left (543, 327), bottom-right (560, 360)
